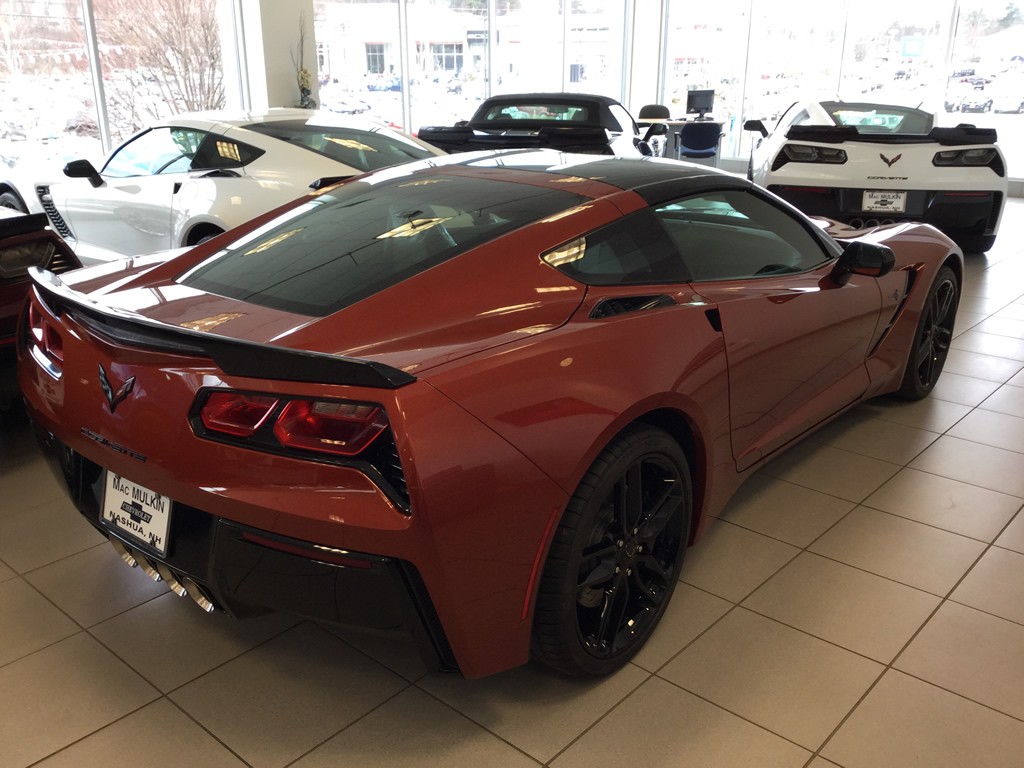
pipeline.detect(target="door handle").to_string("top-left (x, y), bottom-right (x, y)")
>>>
top-left (173, 182), bottom-right (182, 194)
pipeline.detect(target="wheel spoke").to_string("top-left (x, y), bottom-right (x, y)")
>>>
top-left (933, 283), bottom-right (954, 325)
top-left (637, 552), bottom-right (671, 586)
top-left (576, 558), bottom-right (617, 594)
top-left (593, 574), bottom-right (629, 650)
top-left (638, 480), bottom-right (681, 543)
top-left (615, 463), bottom-right (644, 535)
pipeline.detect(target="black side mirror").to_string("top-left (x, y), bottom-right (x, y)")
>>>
top-left (830, 241), bottom-right (896, 285)
top-left (743, 119), bottom-right (768, 138)
top-left (64, 159), bottom-right (104, 188)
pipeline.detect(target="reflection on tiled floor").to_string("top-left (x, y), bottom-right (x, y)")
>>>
top-left (3, 200), bottom-right (1024, 768)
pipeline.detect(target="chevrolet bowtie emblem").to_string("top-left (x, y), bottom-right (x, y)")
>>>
top-left (98, 364), bottom-right (136, 413)
top-left (879, 153), bottom-right (902, 167)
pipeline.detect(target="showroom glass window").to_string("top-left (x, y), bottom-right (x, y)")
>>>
top-left (0, 3), bottom-right (100, 175)
top-left (654, 191), bottom-right (836, 281)
top-left (92, 0), bottom-right (227, 146)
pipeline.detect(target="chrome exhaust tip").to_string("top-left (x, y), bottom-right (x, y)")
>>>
top-left (156, 563), bottom-right (188, 598)
top-left (181, 577), bottom-right (216, 613)
top-left (109, 538), bottom-right (138, 568)
top-left (137, 555), bottom-right (162, 582)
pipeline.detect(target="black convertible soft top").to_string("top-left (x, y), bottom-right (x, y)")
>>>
top-left (418, 93), bottom-right (630, 155)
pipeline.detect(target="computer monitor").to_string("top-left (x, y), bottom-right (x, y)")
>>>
top-left (686, 89), bottom-right (715, 119)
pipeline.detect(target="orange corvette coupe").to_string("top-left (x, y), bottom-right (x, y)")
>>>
top-left (19, 150), bottom-right (961, 678)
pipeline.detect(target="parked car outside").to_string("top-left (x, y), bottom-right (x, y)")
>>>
top-left (992, 92), bottom-right (1024, 114)
top-left (20, 150), bottom-right (962, 678)
top-left (0, 109), bottom-right (444, 265)
top-left (960, 94), bottom-right (994, 113)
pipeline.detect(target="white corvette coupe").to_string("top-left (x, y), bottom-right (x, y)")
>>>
top-left (0, 109), bottom-right (444, 264)
top-left (745, 100), bottom-right (1007, 253)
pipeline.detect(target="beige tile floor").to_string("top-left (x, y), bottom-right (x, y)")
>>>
top-left (2, 201), bottom-right (1024, 767)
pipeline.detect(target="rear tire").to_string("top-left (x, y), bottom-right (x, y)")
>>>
top-left (896, 265), bottom-right (958, 400)
top-left (532, 424), bottom-right (691, 676)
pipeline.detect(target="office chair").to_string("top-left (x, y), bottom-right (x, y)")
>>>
top-left (636, 104), bottom-right (670, 156)
top-left (676, 121), bottom-right (722, 163)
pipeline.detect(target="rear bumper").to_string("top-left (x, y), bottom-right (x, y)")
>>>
top-left (767, 185), bottom-right (1003, 237)
top-left (31, 422), bottom-right (458, 672)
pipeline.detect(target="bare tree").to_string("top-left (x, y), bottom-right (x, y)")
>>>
top-left (92, 0), bottom-right (224, 136)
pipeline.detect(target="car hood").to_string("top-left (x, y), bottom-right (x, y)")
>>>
top-left (54, 240), bottom-right (587, 377)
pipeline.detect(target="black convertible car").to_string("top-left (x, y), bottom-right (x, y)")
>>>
top-left (418, 93), bottom-right (652, 155)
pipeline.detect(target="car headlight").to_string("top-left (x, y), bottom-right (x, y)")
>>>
top-left (772, 144), bottom-right (847, 171)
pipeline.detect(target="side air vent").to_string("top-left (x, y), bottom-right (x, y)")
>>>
top-left (46, 248), bottom-right (79, 274)
top-left (35, 186), bottom-right (74, 240)
top-left (366, 430), bottom-right (409, 509)
top-left (590, 294), bottom-right (676, 319)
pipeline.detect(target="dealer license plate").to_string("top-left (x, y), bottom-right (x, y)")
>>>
top-left (101, 472), bottom-right (172, 555)
top-left (862, 190), bottom-right (907, 213)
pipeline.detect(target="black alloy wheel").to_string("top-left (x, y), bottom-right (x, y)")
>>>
top-left (897, 265), bottom-right (959, 400)
top-left (533, 424), bottom-right (691, 676)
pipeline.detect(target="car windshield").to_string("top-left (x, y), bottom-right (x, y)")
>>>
top-left (474, 102), bottom-right (594, 124)
top-left (177, 173), bottom-right (586, 316)
top-left (820, 101), bottom-right (934, 134)
top-left (243, 119), bottom-right (435, 172)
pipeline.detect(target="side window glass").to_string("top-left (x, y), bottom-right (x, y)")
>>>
top-left (542, 208), bottom-right (687, 286)
top-left (655, 190), bottom-right (835, 282)
top-left (102, 127), bottom-right (207, 177)
top-left (789, 109), bottom-right (811, 126)
top-left (607, 103), bottom-right (634, 133)
top-left (192, 133), bottom-right (266, 170)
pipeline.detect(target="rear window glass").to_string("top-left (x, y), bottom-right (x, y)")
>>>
top-left (820, 101), bottom-right (934, 134)
top-left (177, 174), bottom-right (586, 316)
top-left (477, 103), bottom-right (593, 123)
top-left (244, 119), bottom-right (435, 172)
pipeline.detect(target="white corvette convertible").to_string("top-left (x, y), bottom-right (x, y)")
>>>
top-left (745, 100), bottom-right (1007, 253)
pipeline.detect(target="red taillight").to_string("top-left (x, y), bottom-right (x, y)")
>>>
top-left (273, 399), bottom-right (388, 456)
top-left (43, 323), bottom-right (63, 362)
top-left (200, 391), bottom-right (279, 437)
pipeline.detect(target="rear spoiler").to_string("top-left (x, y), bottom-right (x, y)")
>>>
top-left (786, 124), bottom-right (998, 145)
top-left (417, 124), bottom-right (613, 154)
top-left (0, 211), bottom-right (48, 238)
top-left (28, 268), bottom-right (417, 389)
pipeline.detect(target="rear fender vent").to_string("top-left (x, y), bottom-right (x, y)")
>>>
top-left (986, 191), bottom-right (1003, 233)
top-left (47, 248), bottom-right (80, 274)
top-left (35, 186), bottom-right (74, 240)
top-left (590, 294), bottom-right (676, 319)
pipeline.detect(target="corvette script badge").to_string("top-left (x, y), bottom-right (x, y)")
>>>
top-left (98, 364), bottom-right (136, 413)
top-left (879, 153), bottom-right (902, 167)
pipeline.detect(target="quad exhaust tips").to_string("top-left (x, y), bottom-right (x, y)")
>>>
top-left (108, 538), bottom-right (217, 613)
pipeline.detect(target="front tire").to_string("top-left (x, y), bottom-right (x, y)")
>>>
top-left (532, 424), bottom-right (692, 676)
top-left (896, 265), bottom-right (959, 400)
top-left (0, 191), bottom-right (25, 212)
